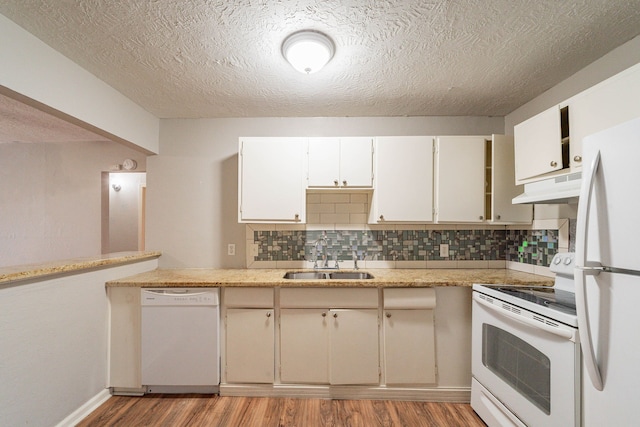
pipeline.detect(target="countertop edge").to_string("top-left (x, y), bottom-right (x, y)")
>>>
top-left (106, 268), bottom-right (554, 288)
top-left (0, 251), bottom-right (162, 285)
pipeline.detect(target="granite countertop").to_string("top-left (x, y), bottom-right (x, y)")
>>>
top-left (106, 268), bottom-right (554, 288)
top-left (0, 251), bottom-right (162, 285)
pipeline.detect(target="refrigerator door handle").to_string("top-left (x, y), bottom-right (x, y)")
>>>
top-left (575, 149), bottom-right (604, 391)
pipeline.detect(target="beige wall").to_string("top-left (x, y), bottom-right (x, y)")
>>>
top-left (147, 116), bottom-right (504, 268)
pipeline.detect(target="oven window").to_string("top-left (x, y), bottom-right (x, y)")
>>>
top-left (482, 324), bottom-right (551, 414)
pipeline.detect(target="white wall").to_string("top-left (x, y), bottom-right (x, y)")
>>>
top-left (0, 14), bottom-right (160, 154)
top-left (147, 116), bottom-right (504, 268)
top-left (0, 141), bottom-right (147, 268)
top-left (0, 259), bottom-right (158, 427)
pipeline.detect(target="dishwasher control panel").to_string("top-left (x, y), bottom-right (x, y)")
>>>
top-left (141, 288), bottom-right (219, 306)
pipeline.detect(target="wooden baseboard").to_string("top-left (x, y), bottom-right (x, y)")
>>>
top-left (55, 388), bottom-right (111, 427)
top-left (220, 384), bottom-right (471, 403)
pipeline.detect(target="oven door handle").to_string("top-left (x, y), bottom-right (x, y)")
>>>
top-left (473, 294), bottom-right (574, 341)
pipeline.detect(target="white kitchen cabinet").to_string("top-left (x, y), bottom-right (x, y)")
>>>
top-left (434, 136), bottom-right (486, 223)
top-left (384, 309), bottom-right (436, 384)
top-left (280, 308), bottom-right (330, 384)
top-left (569, 62), bottom-right (640, 173)
top-left (489, 135), bottom-right (532, 223)
top-left (372, 136), bottom-right (434, 223)
top-left (383, 288), bottom-right (437, 385)
top-left (329, 308), bottom-right (379, 384)
top-left (223, 287), bottom-right (275, 384)
top-left (279, 288), bottom-right (379, 385)
top-left (239, 137), bottom-right (306, 223)
top-left (513, 106), bottom-right (569, 184)
top-left (308, 137), bottom-right (373, 188)
top-left (225, 308), bottom-right (275, 383)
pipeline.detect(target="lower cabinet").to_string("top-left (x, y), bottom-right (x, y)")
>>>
top-left (223, 288), bottom-right (275, 384)
top-left (280, 308), bottom-right (379, 385)
top-left (383, 288), bottom-right (437, 385)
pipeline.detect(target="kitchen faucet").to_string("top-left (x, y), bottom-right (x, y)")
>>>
top-left (310, 232), bottom-right (339, 269)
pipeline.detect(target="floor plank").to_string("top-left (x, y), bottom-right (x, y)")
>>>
top-left (77, 395), bottom-right (486, 427)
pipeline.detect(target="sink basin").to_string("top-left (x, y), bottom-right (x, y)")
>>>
top-left (282, 271), bottom-right (374, 280)
top-left (283, 272), bottom-right (329, 280)
top-left (328, 272), bottom-right (374, 280)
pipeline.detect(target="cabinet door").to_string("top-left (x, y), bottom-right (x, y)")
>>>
top-left (374, 136), bottom-right (433, 222)
top-left (239, 137), bottom-right (306, 222)
top-left (490, 135), bottom-right (532, 223)
top-left (435, 136), bottom-right (485, 222)
top-left (339, 137), bottom-right (373, 187)
top-left (514, 106), bottom-right (563, 183)
top-left (308, 137), bottom-right (341, 187)
top-left (225, 308), bottom-right (274, 383)
top-left (569, 64), bottom-right (640, 173)
top-left (384, 309), bottom-right (436, 385)
top-left (329, 309), bottom-right (379, 385)
top-left (280, 309), bottom-right (330, 384)
top-left (308, 137), bottom-right (373, 187)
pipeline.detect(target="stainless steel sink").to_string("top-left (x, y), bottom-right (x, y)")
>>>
top-left (283, 271), bottom-right (374, 280)
top-left (328, 272), bottom-right (374, 280)
top-left (282, 272), bottom-right (329, 280)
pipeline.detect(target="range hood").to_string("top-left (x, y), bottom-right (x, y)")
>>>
top-left (512, 172), bottom-right (582, 204)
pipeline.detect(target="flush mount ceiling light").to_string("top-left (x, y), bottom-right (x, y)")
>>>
top-left (282, 30), bottom-right (335, 74)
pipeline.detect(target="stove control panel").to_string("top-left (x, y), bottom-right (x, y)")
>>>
top-left (549, 252), bottom-right (575, 277)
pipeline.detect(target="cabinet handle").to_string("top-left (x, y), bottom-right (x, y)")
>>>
top-left (496, 214), bottom-right (501, 220)
top-left (294, 214), bottom-right (300, 221)
top-left (379, 215), bottom-right (384, 221)
top-left (386, 313), bottom-right (391, 318)
top-left (333, 313), bottom-right (338, 318)
top-left (342, 180), bottom-right (347, 186)
top-left (574, 155), bottom-right (582, 162)
top-left (334, 179), bottom-right (339, 186)
top-left (321, 312), bottom-right (327, 317)
top-left (479, 215), bottom-right (484, 220)
top-left (550, 160), bottom-right (558, 167)
top-left (266, 312), bottom-right (271, 317)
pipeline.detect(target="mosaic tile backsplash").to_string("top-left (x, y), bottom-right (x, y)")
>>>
top-left (253, 228), bottom-right (559, 266)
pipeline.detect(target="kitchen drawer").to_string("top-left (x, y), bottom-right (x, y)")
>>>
top-left (223, 287), bottom-right (274, 308)
top-left (280, 288), bottom-right (378, 308)
top-left (384, 288), bottom-right (436, 309)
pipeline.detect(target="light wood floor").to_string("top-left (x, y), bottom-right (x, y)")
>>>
top-left (77, 395), bottom-right (486, 426)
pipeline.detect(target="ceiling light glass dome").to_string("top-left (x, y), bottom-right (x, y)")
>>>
top-left (282, 30), bottom-right (335, 74)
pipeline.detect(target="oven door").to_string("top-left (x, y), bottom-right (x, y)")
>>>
top-left (471, 291), bottom-right (580, 427)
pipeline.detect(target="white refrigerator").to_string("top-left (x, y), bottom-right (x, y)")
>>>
top-left (575, 116), bottom-right (640, 426)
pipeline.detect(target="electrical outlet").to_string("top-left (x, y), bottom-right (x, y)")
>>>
top-left (440, 243), bottom-right (449, 256)
top-left (227, 243), bottom-right (236, 256)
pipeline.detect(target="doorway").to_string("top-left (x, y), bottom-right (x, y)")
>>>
top-left (101, 172), bottom-right (146, 253)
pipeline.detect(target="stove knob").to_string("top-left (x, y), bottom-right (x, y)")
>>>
top-left (564, 257), bottom-right (572, 265)
top-left (554, 256), bottom-right (562, 265)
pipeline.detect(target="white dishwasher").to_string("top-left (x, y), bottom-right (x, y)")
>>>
top-left (141, 288), bottom-right (220, 394)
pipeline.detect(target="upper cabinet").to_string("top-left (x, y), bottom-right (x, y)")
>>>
top-left (435, 136), bottom-right (486, 223)
top-left (238, 137), bottom-right (306, 223)
top-left (308, 137), bottom-right (373, 188)
top-left (514, 63), bottom-right (640, 186)
top-left (513, 106), bottom-right (570, 184)
top-left (435, 135), bottom-right (532, 224)
top-left (372, 136), bottom-right (434, 223)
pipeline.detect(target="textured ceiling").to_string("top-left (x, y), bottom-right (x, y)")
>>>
top-left (1, 0), bottom-right (640, 120)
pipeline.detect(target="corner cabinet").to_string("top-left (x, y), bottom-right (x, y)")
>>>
top-left (372, 136), bottom-right (434, 223)
top-left (307, 137), bottom-right (373, 188)
top-left (238, 137), bottom-right (306, 223)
